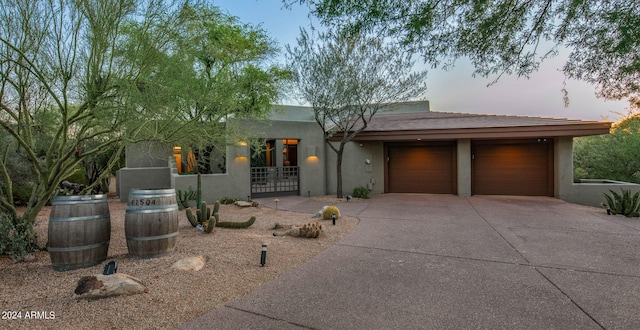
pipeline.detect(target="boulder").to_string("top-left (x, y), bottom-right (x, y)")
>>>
top-left (74, 274), bottom-right (147, 299)
top-left (234, 201), bottom-right (258, 207)
top-left (171, 255), bottom-right (209, 271)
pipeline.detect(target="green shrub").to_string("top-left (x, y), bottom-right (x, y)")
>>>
top-left (603, 189), bottom-right (640, 217)
top-left (0, 214), bottom-right (39, 261)
top-left (352, 186), bottom-right (369, 199)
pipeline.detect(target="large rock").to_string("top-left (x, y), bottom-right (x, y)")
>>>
top-left (74, 273), bottom-right (148, 299)
top-left (171, 255), bottom-right (209, 271)
top-left (234, 201), bottom-right (258, 207)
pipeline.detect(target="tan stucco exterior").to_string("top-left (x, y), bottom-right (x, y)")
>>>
top-left (117, 101), bottom-right (637, 207)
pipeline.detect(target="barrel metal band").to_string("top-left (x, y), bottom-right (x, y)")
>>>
top-left (125, 205), bottom-right (178, 214)
top-left (48, 241), bottom-right (110, 252)
top-left (49, 214), bottom-right (110, 222)
top-left (126, 232), bottom-right (178, 241)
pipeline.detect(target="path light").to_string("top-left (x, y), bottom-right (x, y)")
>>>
top-left (274, 199), bottom-right (280, 210)
top-left (260, 243), bottom-right (268, 267)
top-left (332, 213), bottom-right (336, 225)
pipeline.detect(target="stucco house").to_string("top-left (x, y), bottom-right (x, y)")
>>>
top-left (116, 101), bottom-right (639, 206)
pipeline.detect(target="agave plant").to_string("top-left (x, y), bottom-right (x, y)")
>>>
top-left (603, 189), bottom-right (640, 217)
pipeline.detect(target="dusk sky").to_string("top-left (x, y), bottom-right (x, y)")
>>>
top-left (213, 0), bottom-right (629, 121)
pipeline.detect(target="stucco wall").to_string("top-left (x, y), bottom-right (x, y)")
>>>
top-left (325, 141), bottom-right (385, 196)
top-left (116, 167), bottom-right (172, 201)
top-left (125, 141), bottom-right (171, 168)
top-left (457, 139), bottom-right (472, 197)
top-left (241, 117), bottom-right (327, 197)
top-left (555, 136), bottom-right (640, 207)
top-left (171, 145), bottom-right (251, 203)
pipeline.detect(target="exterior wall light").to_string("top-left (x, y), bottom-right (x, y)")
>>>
top-left (306, 145), bottom-right (316, 157)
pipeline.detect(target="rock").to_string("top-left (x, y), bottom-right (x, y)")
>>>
top-left (171, 255), bottom-right (209, 271)
top-left (234, 201), bottom-right (258, 207)
top-left (74, 274), bottom-right (147, 299)
top-left (313, 205), bottom-right (329, 218)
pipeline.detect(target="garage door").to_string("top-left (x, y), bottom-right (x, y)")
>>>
top-left (472, 140), bottom-right (553, 196)
top-left (386, 143), bottom-right (456, 194)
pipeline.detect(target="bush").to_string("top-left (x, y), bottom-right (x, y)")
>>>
top-left (0, 214), bottom-right (39, 261)
top-left (603, 189), bottom-right (640, 217)
top-left (352, 186), bottom-right (369, 199)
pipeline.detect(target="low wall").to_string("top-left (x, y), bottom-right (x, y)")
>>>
top-left (116, 167), bottom-right (172, 201)
top-left (562, 179), bottom-right (640, 207)
top-left (171, 147), bottom-right (251, 203)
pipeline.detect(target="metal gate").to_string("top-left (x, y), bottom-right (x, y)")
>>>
top-left (251, 166), bottom-right (299, 198)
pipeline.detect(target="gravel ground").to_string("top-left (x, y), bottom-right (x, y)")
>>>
top-left (1, 198), bottom-right (358, 329)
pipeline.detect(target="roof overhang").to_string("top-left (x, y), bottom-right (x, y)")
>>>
top-left (333, 122), bottom-right (611, 141)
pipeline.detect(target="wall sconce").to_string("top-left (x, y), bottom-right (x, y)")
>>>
top-left (234, 143), bottom-right (249, 160)
top-left (306, 145), bottom-right (316, 158)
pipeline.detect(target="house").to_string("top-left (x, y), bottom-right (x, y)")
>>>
top-left (116, 101), bottom-right (640, 207)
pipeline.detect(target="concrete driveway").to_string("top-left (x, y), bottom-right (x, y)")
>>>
top-left (180, 194), bottom-right (640, 329)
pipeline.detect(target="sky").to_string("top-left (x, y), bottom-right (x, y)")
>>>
top-left (212, 0), bottom-right (629, 122)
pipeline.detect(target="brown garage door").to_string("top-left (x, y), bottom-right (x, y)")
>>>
top-left (472, 140), bottom-right (553, 196)
top-left (386, 142), bottom-right (456, 194)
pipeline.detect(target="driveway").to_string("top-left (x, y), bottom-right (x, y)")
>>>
top-left (180, 194), bottom-right (640, 329)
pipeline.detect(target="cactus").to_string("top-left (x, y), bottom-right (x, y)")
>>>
top-left (185, 200), bottom-right (220, 233)
top-left (176, 186), bottom-right (197, 210)
top-left (186, 208), bottom-right (199, 227)
top-left (322, 206), bottom-right (341, 220)
top-left (186, 199), bottom-right (255, 232)
top-left (204, 213), bottom-right (218, 233)
top-left (216, 216), bottom-right (256, 229)
top-left (196, 173), bottom-right (202, 209)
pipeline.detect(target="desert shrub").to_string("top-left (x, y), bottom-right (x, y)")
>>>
top-left (352, 186), bottom-right (369, 199)
top-left (0, 214), bottom-right (39, 261)
top-left (322, 205), bottom-right (340, 220)
top-left (603, 189), bottom-right (640, 217)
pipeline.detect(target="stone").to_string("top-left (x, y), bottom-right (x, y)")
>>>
top-left (74, 274), bottom-right (147, 299)
top-left (234, 201), bottom-right (258, 207)
top-left (171, 255), bottom-right (209, 271)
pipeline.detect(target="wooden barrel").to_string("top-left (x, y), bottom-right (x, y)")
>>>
top-left (48, 195), bottom-right (111, 271)
top-left (125, 189), bottom-right (178, 259)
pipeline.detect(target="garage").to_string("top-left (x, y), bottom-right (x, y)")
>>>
top-left (385, 142), bottom-right (456, 194)
top-left (471, 139), bottom-right (553, 196)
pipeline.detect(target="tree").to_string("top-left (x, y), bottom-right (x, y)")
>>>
top-left (0, 0), bottom-right (288, 259)
top-left (288, 0), bottom-right (640, 105)
top-left (121, 2), bottom-right (290, 173)
top-left (574, 110), bottom-right (640, 183)
top-left (286, 28), bottom-right (427, 197)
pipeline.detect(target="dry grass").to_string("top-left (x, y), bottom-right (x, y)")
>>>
top-left (1, 198), bottom-right (358, 329)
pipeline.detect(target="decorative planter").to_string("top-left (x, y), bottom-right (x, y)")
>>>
top-left (125, 189), bottom-right (178, 259)
top-left (48, 195), bottom-right (111, 271)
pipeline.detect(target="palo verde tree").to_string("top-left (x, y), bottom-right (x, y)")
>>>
top-left (289, 0), bottom-right (639, 106)
top-left (286, 28), bottom-right (427, 197)
top-left (125, 2), bottom-right (289, 173)
top-left (0, 0), bottom-right (288, 259)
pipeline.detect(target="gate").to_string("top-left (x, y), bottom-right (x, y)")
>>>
top-left (251, 166), bottom-right (299, 198)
